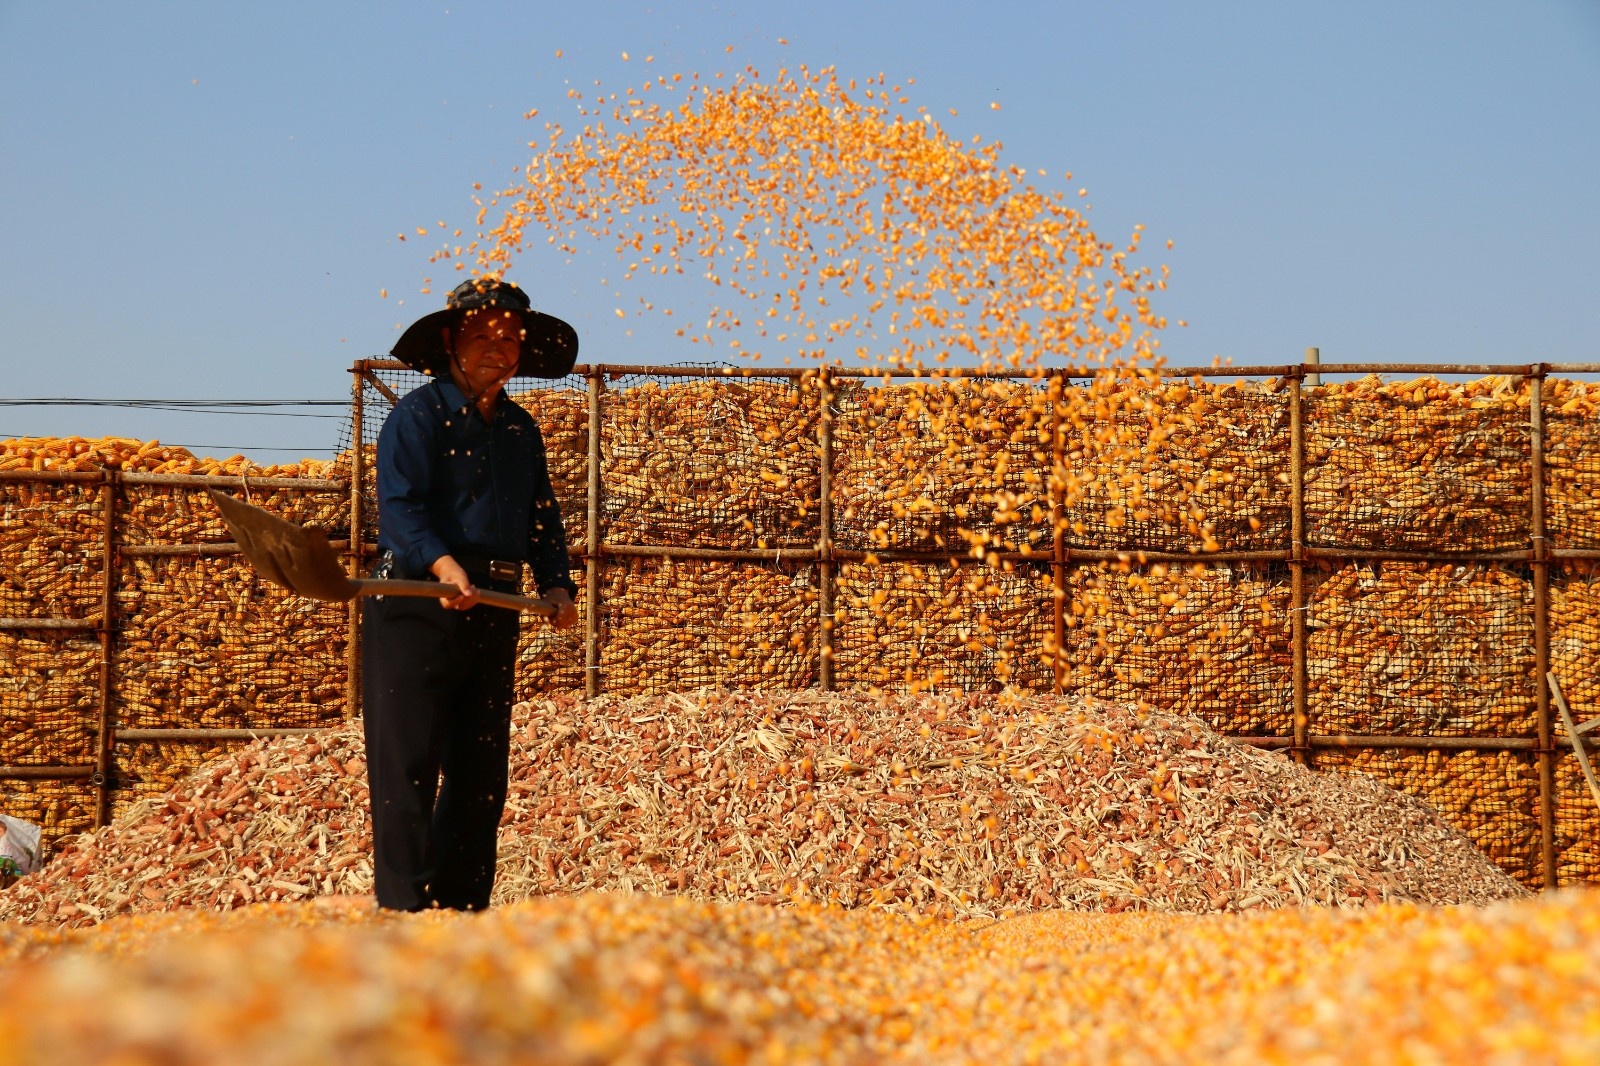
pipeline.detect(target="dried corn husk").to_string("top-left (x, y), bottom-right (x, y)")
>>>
top-left (1315, 747), bottom-right (1542, 885)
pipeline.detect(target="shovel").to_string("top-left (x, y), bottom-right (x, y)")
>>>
top-left (207, 489), bottom-right (555, 616)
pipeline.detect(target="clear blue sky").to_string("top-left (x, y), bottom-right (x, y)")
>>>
top-left (2, 0), bottom-right (1597, 460)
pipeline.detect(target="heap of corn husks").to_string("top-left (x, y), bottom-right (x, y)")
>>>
top-left (0, 890), bottom-right (1595, 1064)
top-left (0, 690), bottom-right (1522, 929)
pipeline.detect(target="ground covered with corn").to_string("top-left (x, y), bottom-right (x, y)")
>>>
top-left (0, 890), bottom-right (1597, 1063)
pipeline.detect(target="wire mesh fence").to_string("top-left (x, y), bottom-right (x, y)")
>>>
top-left (1060, 559), bottom-right (1294, 737)
top-left (1306, 561), bottom-right (1538, 738)
top-left (8, 361), bottom-right (1600, 890)
top-left (1, 479), bottom-right (104, 620)
top-left (0, 631), bottom-right (98, 766)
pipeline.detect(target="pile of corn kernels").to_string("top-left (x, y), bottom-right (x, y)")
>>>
top-left (0, 889), bottom-right (1596, 1063)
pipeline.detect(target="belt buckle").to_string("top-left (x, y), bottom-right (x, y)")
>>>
top-left (488, 559), bottom-right (519, 583)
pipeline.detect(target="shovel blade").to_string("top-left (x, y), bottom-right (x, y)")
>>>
top-left (207, 489), bottom-right (360, 602)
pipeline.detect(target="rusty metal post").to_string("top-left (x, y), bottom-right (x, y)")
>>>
top-left (1530, 367), bottom-right (1557, 887)
top-left (93, 470), bottom-right (118, 827)
top-left (1050, 371), bottom-right (1067, 695)
top-left (1290, 369), bottom-right (1309, 766)
top-left (347, 363), bottom-right (365, 720)
top-left (586, 366), bottom-right (604, 699)
top-left (817, 368), bottom-right (836, 691)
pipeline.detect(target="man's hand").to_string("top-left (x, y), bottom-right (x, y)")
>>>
top-left (429, 555), bottom-right (480, 610)
top-left (545, 587), bottom-right (579, 630)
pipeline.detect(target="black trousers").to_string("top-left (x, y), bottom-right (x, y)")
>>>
top-left (361, 592), bottom-right (520, 911)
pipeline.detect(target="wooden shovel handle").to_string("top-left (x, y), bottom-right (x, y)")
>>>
top-left (351, 579), bottom-right (556, 617)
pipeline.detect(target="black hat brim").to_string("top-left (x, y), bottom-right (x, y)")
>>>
top-left (391, 308), bottom-right (579, 378)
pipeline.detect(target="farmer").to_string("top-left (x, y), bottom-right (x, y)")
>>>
top-left (365, 277), bottom-right (581, 911)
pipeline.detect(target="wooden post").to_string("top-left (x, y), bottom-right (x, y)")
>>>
top-left (585, 367), bottom-right (604, 699)
top-left (92, 470), bottom-right (118, 827)
top-left (1531, 367), bottom-right (1557, 887)
top-left (1290, 368), bottom-right (1309, 766)
top-left (1050, 371), bottom-right (1067, 696)
top-left (347, 363), bottom-right (365, 720)
top-left (817, 368), bottom-right (836, 691)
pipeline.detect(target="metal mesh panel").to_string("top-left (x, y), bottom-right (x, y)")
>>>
top-left (0, 779), bottom-right (96, 848)
top-left (1554, 751), bottom-right (1600, 886)
top-left (0, 480), bottom-right (104, 620)
top-left (831, 378), bottom-right (1047, 553)
top-left (338, 365), bottom-right (430, 544)
top-left (1545, 380), bottom-right (1600, 548)
top-left (1550, 562), bottom-right (1600, 722)
top-left (1304, 380), bottom-right (1531, 551)
top-left (341, 367), bottom-right (590, 550)
top-left (833, 560), bottom-right (1053, 693)
top-left (603, 373), bottom-right (821, 550)
top-left (121, 483), bottom-right (346, 545)
top-left (508, 381), bottom-right (590, 550)
top-left (598, 556), bottom-right (819, 695)
top-left (1307, 562), bottom-right (1535, 738)
top-left (513, 571), bottom-right (588, 698)
top-left (1315, 747), bottom-right (1543, 887)
top-left (0, 631), bottom-right (99, 766)
top-left (111, 739), bottom-right (250, 821)
top-left (1059, 561), bottom-right (1293, 735)
top-left (1059, 379), bottom-right (1292, 553)
top-left (114, 555), bottom-right (348, 730)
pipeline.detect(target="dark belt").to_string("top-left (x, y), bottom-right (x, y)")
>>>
top-left (456, 554), bottom-right (522, 585)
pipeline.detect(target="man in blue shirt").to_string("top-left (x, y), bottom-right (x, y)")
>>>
top-left (366, 277), bottom-right (580, 911)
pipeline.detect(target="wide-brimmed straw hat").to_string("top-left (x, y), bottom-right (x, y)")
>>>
top-left (391, 278), bottom-right (579, 378)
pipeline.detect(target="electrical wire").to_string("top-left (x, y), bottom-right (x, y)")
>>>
top-left (0, 399), bottom-right (345, 419)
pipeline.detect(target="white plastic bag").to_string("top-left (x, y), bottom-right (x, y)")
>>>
top-left (0, 815), bottom-right (43, 877)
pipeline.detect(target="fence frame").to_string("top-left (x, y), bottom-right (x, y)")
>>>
top-left (0, 467), bottom-right (352, 832)
top-left (7, 357), bottom-right (1598, 886)
top-left (368, 356), bottom-right (1600, 888)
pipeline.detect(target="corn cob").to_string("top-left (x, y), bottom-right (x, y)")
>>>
top-left (1060, 561), bottom-right (1293, 735)
top-left (1305, 376), bottom-right (1532, 550)
top-left (1307, 562), bottom-right (1536, 737)
top-left (0, 632), bottom-right (99, 767)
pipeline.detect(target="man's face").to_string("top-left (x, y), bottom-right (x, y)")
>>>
top-left (447, 309), bottom-right (524, 392)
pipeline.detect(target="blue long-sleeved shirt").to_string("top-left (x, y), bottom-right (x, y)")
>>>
top-left (375, 379), bottom-right (577, 596)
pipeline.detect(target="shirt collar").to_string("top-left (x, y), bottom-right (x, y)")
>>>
top-left (436, 378), bottom-right (507, 424)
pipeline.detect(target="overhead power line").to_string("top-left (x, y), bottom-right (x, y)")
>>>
top-left (0, 398), bottom-right (347, 419)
